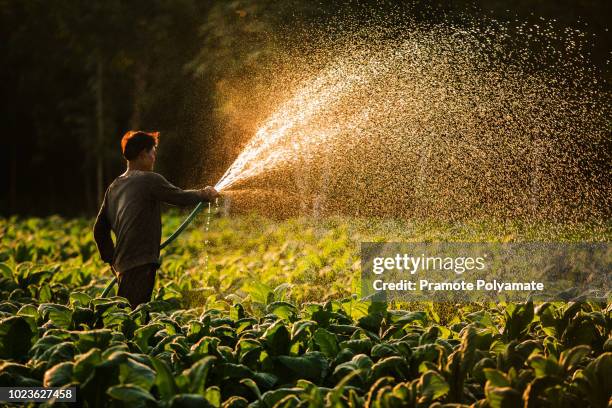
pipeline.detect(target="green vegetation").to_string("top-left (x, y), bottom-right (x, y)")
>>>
top-left (0, 214), bottom-right (610, 407)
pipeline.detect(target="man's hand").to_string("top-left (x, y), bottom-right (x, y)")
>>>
top-left (200, 186), bottom-right (220, 202)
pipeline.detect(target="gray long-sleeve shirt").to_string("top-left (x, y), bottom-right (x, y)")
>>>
top-left (93, 170), bottom-right (205, 273)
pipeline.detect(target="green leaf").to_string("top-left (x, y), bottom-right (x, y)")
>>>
top-left (484, 368), bottom-right (510, 387)
top-left (168, 393), bottom-right (215, 408)
top-left (266, 302), bottom-right (297, 321)
top-left (276, 352), bottom-right (329, 383)
top-left (107, 384), bottom-right (156, 403)
top-left (485, 386), bottom-right (522, 408)
top-left (273, 283), bottom-right (293, 301)
top-left (253, 372), bottom-right (278, 389)
top-left (561, 314), bottom-right (600, 347)
top-left (73, 348), bottom-right (102, 383)
top-left (220, 363), bottom-right (277, 389)
top-left (76, 329), bottom-right (113, 353)
top-left (185, 356), bottom-right (216, 394)
top-left (503, 301), bottom-right (534, 340)
top-left (263, 320), bottom-right (290, 356)
top-left (260, 387), bottom-right (303, 408)
top-left (191, 336), bottom-right (221, 359)
top-left (71, 306), bottom-right (95, 328)
top-left (229, 303), bottom-right (245, 321)
top-left (528, 355), bottom-right (562, 378)
top-left (418, 370), bottom-right (449, 400)
top-left (0, 316), bottom-right (33, 359)
top-left (38, 303), bottom-right (73, 328)
top-left (69, 291), bottom-right (92, 307)
top-left (574, 352), bottom-right (612, 408)
top-left (339, 338), bottom-right (373, 355)
top-left (222, 396), bottom-right (249, 408)
top-left (313, 328), bottom-right (339, 358)
top-left (43, 362), bottom-right (74, 387)
top-left (242, 280), bottom-right (272, 305)
top-left (204, 385), bottom-right (221, 407)
top-left (16, 304), bottom-right (38, 320)
top-left (151, 356), bottom-right (179, 400)
top-left (0, 263), bottom-right (12, 278)
top-left (240, 378), bottom-right (261, 400)
top-left (559, 345), bottom-right (590, 372)
top-left (119, 358), bottom-right (156, 390)
top-left (370, 356), bottom-right (409, 381)
top-left (333, 353), bottom-right (373, 384)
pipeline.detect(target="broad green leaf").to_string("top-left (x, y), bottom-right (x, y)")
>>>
top-left (73, 348), bottom-right (102, 383)
top-left (151, 356), bottom-right (179, 400)
top-left (222, 396), bottom-right (249, 408)
top-left (0, 263), bottom-right (12, 278)
top-left (38, 303), bottom-right (73, 328)
top-left (240, 378), bottom-right (261, 400)
top-left (418, 370), bottom-right (449, 400)
top-left (75, 329), bottom-right (113, 353)
top-left (185, 356), bottom-right (216, 394)
top-left (485, 386), bottom-right (522, 408)
top-left (43, 362), bottom-right (74, 387)
top-left (263, 320), bottom-right (290, 356)
top-left (107, 384), bottom-right (156, 403)
top-left (528, 355), bottom-right (562, 378)
top-left (204, 385), bottom-right (221, 407)
top-left (559, 345), bottom-right (590, 372)
top-left (277, 352), bottom-right (329, 383)
top-left (575, 352), bottom-right (612, 408)
top-left (503, 301), bottom-right (534, 340)
top-left (168, 393), bottom-right (215, 408)
top-left (242, 280), bottom-right (272, 305)
top-left (69, 291), bottom-right (92, 307)
top-left (370, 356), bottom-right (409, 381)
top-left (133, 323), bottom-right (164, 353)
top-left (16, 304), bottom-right (38, 320)
top-left (484, 368), bottom-right (510, 387)
top-left (260, 387), bottom-right (303, 408)
top-left (192, 334), bottom-right (220, 351)
top-left (339, 338), bottom-right (373, 355)
top-left (266, 302), bottom-right (297, 321)
top-left (119, 358), bottom-right (156, 390)
top-left (313, 328), bottom-right (339, 358)
top-left (273, 283), bottom-right (293, 301)
top-left (0, 316), bottom-right (32, 359)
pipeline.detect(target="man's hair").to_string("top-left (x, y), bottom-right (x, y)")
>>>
top-left (121, 131), bottom-right (159, 160)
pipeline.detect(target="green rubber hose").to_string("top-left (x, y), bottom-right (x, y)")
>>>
top-left (100, 201), bottom-right (206, 298)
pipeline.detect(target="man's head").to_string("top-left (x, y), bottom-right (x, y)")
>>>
top-left (121, 131), bottom-right (159, 171)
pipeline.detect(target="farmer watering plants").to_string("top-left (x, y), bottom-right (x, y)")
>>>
top-left (93, 130), bottom-right (219, 308)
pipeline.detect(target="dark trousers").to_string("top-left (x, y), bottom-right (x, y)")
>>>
top-left (117, 263), bottom-right (158, 309)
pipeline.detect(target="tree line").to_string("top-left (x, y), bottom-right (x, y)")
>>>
top-left (1, 0), bottom-right (608, 216)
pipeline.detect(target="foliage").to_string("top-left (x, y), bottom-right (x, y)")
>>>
top-left (0, 214), bottom-right (610, 407)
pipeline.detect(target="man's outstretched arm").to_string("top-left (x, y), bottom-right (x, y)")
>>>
top-left (93, 194), bottom-right (115, 264)
top-left (150, 173), bottom-right (218, 206)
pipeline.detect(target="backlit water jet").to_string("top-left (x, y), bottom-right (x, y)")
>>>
top-left (214, 18), bottom-right (610, 222)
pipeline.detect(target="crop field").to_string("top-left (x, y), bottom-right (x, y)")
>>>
top-left (0, 213), bottom-right (610, 408)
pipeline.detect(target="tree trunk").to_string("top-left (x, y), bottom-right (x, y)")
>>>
top-left (85, 162), bottom-right (94, 215)
top-left (130, 64), bottom-right (148, 129)
top-left (96, 57), bottom-right (105, 205)
top-left (9, 143), bottom-right (17, 214)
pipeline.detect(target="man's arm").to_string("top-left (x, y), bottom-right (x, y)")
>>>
top-left (150, 173), bottom-right (217, 206)
top-left (93, 193), bottom-right (115, 264)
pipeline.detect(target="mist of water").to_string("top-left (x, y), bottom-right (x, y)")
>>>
top-left (214, 16), bottom-right (610, 222)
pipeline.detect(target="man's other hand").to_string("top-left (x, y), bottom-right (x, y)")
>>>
top-left (200, 186), bottom-right (220, 201)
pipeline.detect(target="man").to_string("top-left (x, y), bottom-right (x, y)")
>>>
top-left (93, 130), bottom-right (219, 308)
